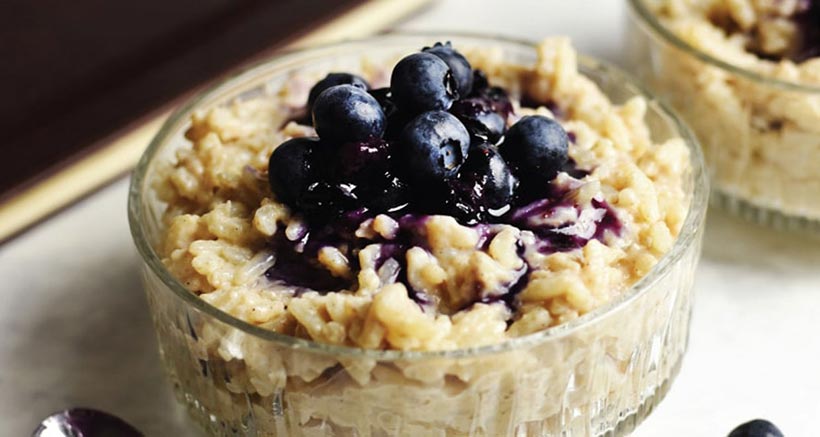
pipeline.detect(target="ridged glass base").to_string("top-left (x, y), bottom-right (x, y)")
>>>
top-left (599, 356), bottom-right (681, 437)
top-left (712, 190), bottom-right (820, 235)
top-left (168, 353), bottom-right (683, 437)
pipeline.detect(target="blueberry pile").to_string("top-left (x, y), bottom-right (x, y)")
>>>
top-left (268, 42), bottom-right (571, 224)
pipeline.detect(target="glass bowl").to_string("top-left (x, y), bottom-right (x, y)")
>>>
top-left (128, 33), bottom-right (708, 437)
top-left (626, 0), bottom-right (820, 233)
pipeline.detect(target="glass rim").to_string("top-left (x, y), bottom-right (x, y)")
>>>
top-left (127, 32), bottom-right (709, 361)
top-left (627, 0), bottom-right (820, 93)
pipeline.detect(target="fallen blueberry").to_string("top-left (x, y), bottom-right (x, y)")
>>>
top-left (728, 419), bottom-right (784, 437)
top-left (33, 408), bottom-right (142, 437)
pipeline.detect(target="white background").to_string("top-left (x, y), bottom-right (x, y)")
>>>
top-left (1, 1), bottom-right (818, 435)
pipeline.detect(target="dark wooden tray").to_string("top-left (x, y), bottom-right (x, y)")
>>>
top-left (0, 0), bottom-right (430, 242)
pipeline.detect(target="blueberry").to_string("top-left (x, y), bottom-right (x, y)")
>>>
top-left (475, 86), bottom-right (514, 120)
top-left (385, 110), bottom-right (415, 141)
top-left (369, 87), bottom-right (414, 140)
top-left (400, 111), bottom-right (470, 184)
top-left (500, 115), bottom-right (569, 186)
top-left (368, 87), bottom-right (397, 117)
top-left (307, 72), bottom-right (369, 110)
top-left (312, 84), bottom-right (385, 143)
top-left (728, 419), bottom-right (784, 437)
top-left (466, 69), bottom-right (513, 117)
top-left (471, 69), bottom-right (490, 92)
top-left (449, 97), bottom-right (506, 144)
top-left (448, 143), bottom-right (517, 223)
top-left (423, 41), bottom-right (473, 97)
top-left (268, 137), bottom-right (352, 220)
top-left (390, 52), bottom-right (458, 113)
top-left (268, 137), bottom-right (321, 206)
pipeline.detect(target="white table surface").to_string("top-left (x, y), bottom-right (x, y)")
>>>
top-left (2, 1), bottom-right (819, 436)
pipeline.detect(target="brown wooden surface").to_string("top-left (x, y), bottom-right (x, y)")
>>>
top-left (0, 0), bottom-right (432, 244)
top-left (0, 0), bottom-right (368, 202)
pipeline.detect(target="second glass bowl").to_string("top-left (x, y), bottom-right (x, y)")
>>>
top-left (627, 0), bottom-right (820, 232)
top-left (129, 34), bottom-right (708, 436)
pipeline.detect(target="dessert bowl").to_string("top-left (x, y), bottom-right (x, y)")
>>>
top-left (129, 33), bottom-right (708, 436)
top-left (627, 0), bottom-right (820, 232)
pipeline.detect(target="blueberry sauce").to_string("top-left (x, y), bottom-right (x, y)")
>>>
top-left (264, 230), bottom-right (352, 293)
top-left (461, 195), bottom-right (620, 312)
top-left (374, 242), bottom-right (407, 270)
top-left (460, 265), bottom-right (529, 313)
top-left (264, 180), bottom-right (621, 314)
top-left (507, 192), bottom-right (622, 253)
top-left (374, 240), bottom-right (432, 307)
top-left (265, 212), bottom-right (430, 295)
top-left (264, 208), bottom-right (363, 292)
top-left (591, 198), bottom-right (622, 240)
top-left (474, 224), bottom-right (496, 250)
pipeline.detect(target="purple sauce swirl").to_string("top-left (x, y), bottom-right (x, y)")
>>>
top-left (264, 177), bottom-right (622, 312)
